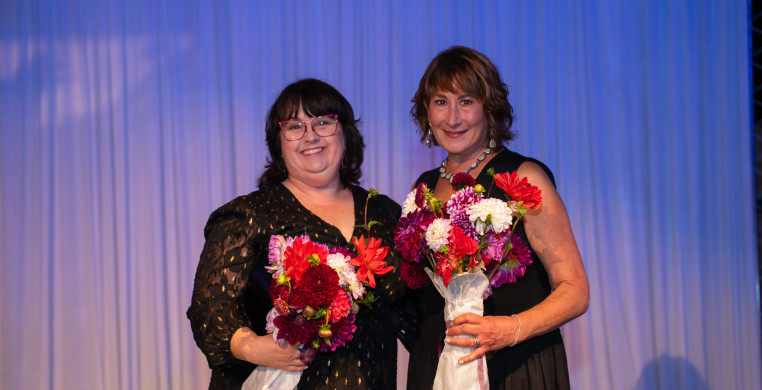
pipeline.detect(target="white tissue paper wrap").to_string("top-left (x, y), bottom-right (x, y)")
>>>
top-left (242, 366), bottom-right (301, 390)
top-left (425, 268), bottom-right (490, 390)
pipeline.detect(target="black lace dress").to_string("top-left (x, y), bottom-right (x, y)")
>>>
top-left (406, 149), bottom-right (570, 390)
top-left (187, 183), bottom-right (416, 390)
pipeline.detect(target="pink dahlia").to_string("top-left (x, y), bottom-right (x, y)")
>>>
top-left (328, 291), bottom-right (352, 323)
top-left (446, 187), bottom-right (481, 239)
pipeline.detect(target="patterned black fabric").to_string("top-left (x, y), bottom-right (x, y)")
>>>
top-left (406, 148), bottom-right (570, 390)
top-left (187, 183), bottom-right (416, 390)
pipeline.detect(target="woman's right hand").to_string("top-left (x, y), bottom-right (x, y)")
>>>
top-left (231, 327), bottom-right (308, 371)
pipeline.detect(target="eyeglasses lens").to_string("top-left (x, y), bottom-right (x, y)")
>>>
top-left (280, 115), bottom-right (338, 141)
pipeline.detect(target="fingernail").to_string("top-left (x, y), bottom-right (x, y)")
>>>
top-left (458, 359), bottom-right (464, 364)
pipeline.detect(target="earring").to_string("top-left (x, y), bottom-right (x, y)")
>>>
top-left (426, 123), bottom-right (433, 148)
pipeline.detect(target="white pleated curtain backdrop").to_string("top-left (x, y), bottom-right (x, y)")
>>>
top-left (0, 1), bottom-right (756, 389)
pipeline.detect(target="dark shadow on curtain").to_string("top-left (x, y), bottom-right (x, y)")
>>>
top-left (633, 354), bottom-right (710, 390)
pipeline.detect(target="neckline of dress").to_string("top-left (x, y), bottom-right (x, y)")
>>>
top-left (431, 147), bottom-right (506, 192)
top-left (276, 182), bottom-right (361, 244)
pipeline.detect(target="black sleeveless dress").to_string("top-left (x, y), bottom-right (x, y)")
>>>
top-left (406, 149), bottom-right (570, 390)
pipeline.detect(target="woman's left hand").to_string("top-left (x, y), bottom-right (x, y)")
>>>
top-left (444, 312), bottom-right (518, 364)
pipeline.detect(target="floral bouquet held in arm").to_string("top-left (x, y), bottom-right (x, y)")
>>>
top-left (393, 170), bottom-right (542, 390)
top-left (243, 190), bottom-right (394, 390)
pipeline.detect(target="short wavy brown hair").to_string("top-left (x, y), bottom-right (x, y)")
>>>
top-left (258, 78), bottom-right (364, 188)
top-left (411, 46), bottom-right (515, 146)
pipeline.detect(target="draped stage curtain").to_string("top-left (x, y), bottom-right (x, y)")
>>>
top-left (0, 1), bottom-right (757, 389)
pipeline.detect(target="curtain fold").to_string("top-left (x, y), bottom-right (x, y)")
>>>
top-left (0, 1), bottom-right (756, 389)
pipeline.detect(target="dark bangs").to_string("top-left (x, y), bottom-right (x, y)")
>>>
top-left (271, 81), bottom-right (354, 122)
top-left (259, 78), bottom-right (364, 189)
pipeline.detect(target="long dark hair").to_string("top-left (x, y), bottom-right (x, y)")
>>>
top-left (411, 46), bottom-right (515, 145)
top-left (258, 79), bottom-right (364, 188)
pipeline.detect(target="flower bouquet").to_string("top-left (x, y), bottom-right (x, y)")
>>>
top-left (393, 170), bottom-right (542, 390)
top-left (243, 192), bottom-right (394, 390)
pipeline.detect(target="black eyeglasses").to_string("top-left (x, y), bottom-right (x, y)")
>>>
top-left (278, 114), bottom-right (339, 141)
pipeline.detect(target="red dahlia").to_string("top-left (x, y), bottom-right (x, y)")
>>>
top-left (450, 172), bottom-right (476, 189)
top-left (289, 263), bottom-right (340, 309)
top-left (494, 171), bottom-right (542, 209)
top-left (283, 238), bottom-right (328, 283)
top-left (400, 261), bottom-right (428, 289)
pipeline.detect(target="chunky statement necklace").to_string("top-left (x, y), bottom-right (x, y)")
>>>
top-left (439, 139), bottom-right (497, 183)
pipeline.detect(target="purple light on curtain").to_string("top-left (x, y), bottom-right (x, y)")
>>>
top-left (0, 1), bottom-right (756, 389)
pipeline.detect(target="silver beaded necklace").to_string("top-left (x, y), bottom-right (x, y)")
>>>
top-left (439, 139), bottom-right (497, 183)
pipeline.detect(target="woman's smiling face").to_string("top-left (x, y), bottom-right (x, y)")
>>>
top-left (280, 106), bottom-right (345, 188)
top-left (427, 89), bottom-right (489, 159)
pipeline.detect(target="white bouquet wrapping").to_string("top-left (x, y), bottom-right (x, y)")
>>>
top-left (241, 367), bottom-right (301, 390)
top-left (426, 269), bottom-right (490, 390)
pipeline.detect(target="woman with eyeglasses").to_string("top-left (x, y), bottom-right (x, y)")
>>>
top-left (404, 47), bottom-right (589, 390)
top-left (187, 78), bottom-right (415, 389)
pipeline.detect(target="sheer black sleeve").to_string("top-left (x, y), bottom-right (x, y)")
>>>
top-left (186, 198), bottom-right (260, 371)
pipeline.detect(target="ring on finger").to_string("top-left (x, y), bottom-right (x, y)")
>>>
top-left (472, 335), bottom-right (481, 348)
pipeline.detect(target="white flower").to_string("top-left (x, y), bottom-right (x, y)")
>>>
top-left (467, 198), bottom-right (513, 235)
top-left (401, 189), bottom-right (419, 216)
top-left (345, 271), bottom-right (366, 299)
top-left (327, 252), bottom-right (355, 288)
top-left (425, 218), bottom-right (452, 252)
top-left (264, 307), bottom-right (278, 334)
top-left (325, 252), bottom-right (366, 298)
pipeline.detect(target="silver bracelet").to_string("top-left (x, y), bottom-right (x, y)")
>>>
top-left (509, 314), bottom-right (521, 347)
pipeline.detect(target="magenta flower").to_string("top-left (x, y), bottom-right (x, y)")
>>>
top-left (400, 260), bottom-right (428, 289)
top-left (489, 234), bottom-right (534, 288)
top-left (446, 187), bottom-right (481, 239)
top-left (482, 285), bottom-right (493, 299)
top-left (319, 313), bottom-right (358, 352)
top-left (329, 245), bottom-right (352, 257)
top-left (274, 311), bottom-right (321, 346)
top-left (481, 232), bottom-right (508, 264)
top-left (393, 209), bottom-right (434, 262)
top-left (450, 172), bottom-right (476, 189)
top-left (414, 182), bottom-right (427, 209)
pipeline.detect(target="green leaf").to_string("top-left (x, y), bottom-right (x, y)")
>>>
top-left (357, 291), bottom-right (378, 309)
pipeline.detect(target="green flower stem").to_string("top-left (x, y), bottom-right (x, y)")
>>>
top-left (426, 252), bottom-right (437, 271)
top-left (364, 194), bottom-right (370, 230)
